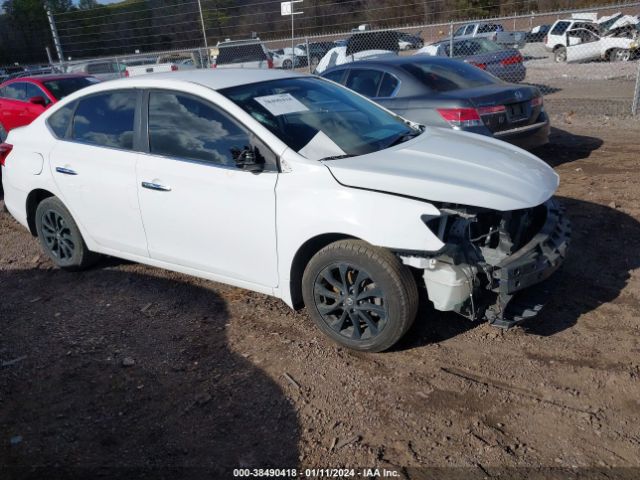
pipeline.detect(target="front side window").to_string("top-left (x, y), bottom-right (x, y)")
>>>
top-left (220, 77), bottom-right (416, 160)
top-left (72, 90), bottom-right (136, 149)
top-left (148, 91), bottom-right (250, 166)
top-left (345, 69), bottom-right (384, 98)
top-left (25, 83), bottom-right (50, 104)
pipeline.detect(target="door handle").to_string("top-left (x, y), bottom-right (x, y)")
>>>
top-left (55, 166), bottom-right (77, 175)
top-left (141, 181), bottom-right (171, 192)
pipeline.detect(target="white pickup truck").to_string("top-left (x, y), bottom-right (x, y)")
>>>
top-left (555, 27), bottom-right (638, 62)
top-left (452, 22), bottom-right (527, 48)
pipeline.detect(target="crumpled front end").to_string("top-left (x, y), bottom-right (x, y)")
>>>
top-left (402, 199), bottom-right (571, 328)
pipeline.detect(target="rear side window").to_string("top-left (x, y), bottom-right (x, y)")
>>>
top-left (2, 82), bottom-right (27, 101)
top-left (72, 91), bottom-right (136, 149)
top-left (345, 69), bottom-right (383, 98)
top-left (47, 102), bottom-right (77, 138)
top-left (147, 91), bottom-right (250, 166)
top-left (550, 21), bottom-right (571, 35)
top-left (217, 44), bottom-right (267, 64)
top-left (378, 73), bottom-right (399, 97)
top-left (323, 69), bottom-right (346, 83)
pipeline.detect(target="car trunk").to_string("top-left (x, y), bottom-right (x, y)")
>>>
top-left (437, 84), bottom-right (542, 133)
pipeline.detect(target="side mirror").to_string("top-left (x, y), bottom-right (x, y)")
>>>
top-left (232, 146), bottom-right (265, 173)
top-left (28, 96), bottom-right (47, 106)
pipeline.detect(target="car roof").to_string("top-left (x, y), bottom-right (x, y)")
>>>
top-left (2, 73), bottom-right (91, 84)
top-left (89, 69), bottom-right (306, 92)
top-left (322, 55), bottom-right (463, 71)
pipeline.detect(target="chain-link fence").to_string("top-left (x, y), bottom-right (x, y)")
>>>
top-left (1, 1), bottom-right (639, 116)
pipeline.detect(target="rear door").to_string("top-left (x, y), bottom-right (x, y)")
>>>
top-left (136, 89), bottom-right (279, 286)
top-left (49, 89), bottom-right (149, 257)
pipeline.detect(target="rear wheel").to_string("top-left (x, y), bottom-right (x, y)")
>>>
top-left (35, 196), bottom-right (100, 271)
top-left (554, 46), bottom-right (567, 63)
top-left (302, 240), bottom-right (418, 352)
top-left (283, 59), bottom-right (293, 69)
top-left (609, 48), bottom-right (631, 62)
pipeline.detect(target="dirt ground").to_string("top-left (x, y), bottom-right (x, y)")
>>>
top-left (1, 113), bottom-right (640, 479)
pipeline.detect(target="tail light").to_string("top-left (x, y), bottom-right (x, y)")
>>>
top-left (211, 63), bottom-right (217, 68)
top-left (544, 35), bottom-right (548, 44)
top-left (124, 70), bottom-right (129, 77)
top-left (501, 54), bottom-right (523, 66)
top-left (477, 105), bottom-right (506, 115)
top-left (471, 62), bottom-right (487, 70)
top-left (267, 58), bottom-right (274, 69)
top-left (437, 108), bottom-right (483, 128)
top-left (531, 96), bottom-right (543, 108)
top-left (171, 64), bottom-right (178, 71)
top-left (0, 143), bottom-right (13, 167)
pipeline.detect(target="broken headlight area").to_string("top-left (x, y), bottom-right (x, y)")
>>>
top-left (411, 199), bottom-right (571, 328)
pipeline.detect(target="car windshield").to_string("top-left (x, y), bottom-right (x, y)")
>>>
top-left (220, 77), bottom-right (417, 160)
top-left (401, 60), bottom-right (500, 92)
top-left (43, 77), bottom-right (99, 100)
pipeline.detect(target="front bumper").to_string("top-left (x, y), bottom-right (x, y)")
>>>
top-left (485, 199), bottom-right (571, 328)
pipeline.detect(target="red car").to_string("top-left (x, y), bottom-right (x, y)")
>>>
top-left (0, 74), bottom-right (99, 141)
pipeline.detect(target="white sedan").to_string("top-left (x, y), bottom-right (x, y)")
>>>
top-left (0, 70), bottom-right (570, 352)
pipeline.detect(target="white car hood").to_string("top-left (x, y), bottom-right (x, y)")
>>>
top-left (322, 128), bottom-right (559, 212)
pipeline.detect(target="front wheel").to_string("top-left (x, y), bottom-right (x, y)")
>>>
top-left (35, 196), bottom-right (100, 270)
top-left (554, 46), bottom-right (567, 63)
top-left (302, 240), bottom-right (418, 352)
top-left (609, 48), bottom-right (631, 62)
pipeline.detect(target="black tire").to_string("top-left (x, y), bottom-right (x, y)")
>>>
top-left (554, 46), bottom-right (567, 63)
top-left (310, 56), bottom-right (320, 69)
top-left (302, 239), bottom-right (418, 352)
top-left (283, 59), bottom-right (293, 70)
top-left (35, 196), bottom-right (100, 271)
top-left (609, 48), bottom-right (630, 62)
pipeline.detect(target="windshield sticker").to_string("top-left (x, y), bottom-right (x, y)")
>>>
top-left (298, 131), bottom-right (346, 161)
top-left (254, 93), bottom-right (309, 116)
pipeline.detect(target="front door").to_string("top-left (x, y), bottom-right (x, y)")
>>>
top-left (136, 90), bottom-right (279, 287)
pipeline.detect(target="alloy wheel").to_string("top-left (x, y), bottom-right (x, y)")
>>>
top-left (313, 263), bottom-right (387, 341)
top-left (40, 209), bottom-right (76, 260)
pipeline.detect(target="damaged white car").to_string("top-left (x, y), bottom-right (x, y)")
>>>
top-left (1, 70), bottom-right (570, 352)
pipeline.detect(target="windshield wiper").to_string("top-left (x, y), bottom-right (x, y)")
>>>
top-left (386, 130), bottom-right (422, 148)
top-left (319, 154), bottom-right (354, 161)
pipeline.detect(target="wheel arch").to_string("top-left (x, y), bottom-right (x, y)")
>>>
top-left (288, 232), bottom-right (360, 309)
top-left (26, 188), bottom-right (55, 236)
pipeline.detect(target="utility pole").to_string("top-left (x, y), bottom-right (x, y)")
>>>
top-left (45, 2), bottom-right (64, 63)
top-left (196, 0), bottom-right (209, 53)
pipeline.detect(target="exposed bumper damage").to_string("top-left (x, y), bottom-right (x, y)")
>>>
top-left (402, 199), bottom-right (571, 328)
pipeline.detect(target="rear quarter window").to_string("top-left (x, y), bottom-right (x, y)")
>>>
top-left (47, 102), bottom-right (77, 138)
